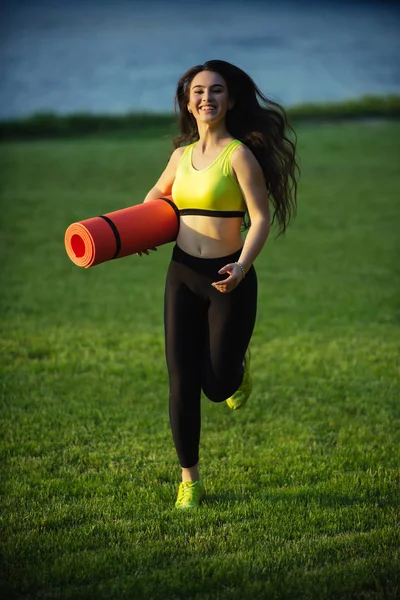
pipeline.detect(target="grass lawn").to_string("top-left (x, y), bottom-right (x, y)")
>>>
top-left (0, 122), bottom-right (399, 600)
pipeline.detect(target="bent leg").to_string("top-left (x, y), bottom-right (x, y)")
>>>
top-left (202, 267), bottom-right (258, 403)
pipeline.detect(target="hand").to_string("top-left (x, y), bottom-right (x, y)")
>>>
top-left (211, 262), bottom-right (244, 294)
top-left (136, 247), bottom-right (157, 258)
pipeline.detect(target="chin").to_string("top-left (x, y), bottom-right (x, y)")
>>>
top-left (198, 112), bottom-right (224, 123)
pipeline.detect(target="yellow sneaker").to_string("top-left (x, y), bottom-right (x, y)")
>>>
top-left (175, 480), bottom-right (204, 509)
top-left (226, 348), bottom-right (252, 410)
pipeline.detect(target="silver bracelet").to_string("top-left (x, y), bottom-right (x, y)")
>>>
top-left (235, 262), bottom-right (246, 280)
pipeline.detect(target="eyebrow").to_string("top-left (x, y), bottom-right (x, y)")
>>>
top-left (192, 84), bottom-right (225, 89)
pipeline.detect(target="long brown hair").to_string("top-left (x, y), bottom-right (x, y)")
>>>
top-left (174, 60), bottom-right (299, 234)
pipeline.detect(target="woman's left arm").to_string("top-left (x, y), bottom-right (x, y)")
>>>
top-left (233, 145), bottom-right (270, 273)
top-left (214, 146), bottom-right (270, 293)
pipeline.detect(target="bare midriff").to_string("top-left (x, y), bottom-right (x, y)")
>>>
top-left (177, 215), bottom-right (244, 258)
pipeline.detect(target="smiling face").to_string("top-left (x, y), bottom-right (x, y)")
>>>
top-left (187, 70), bottom-right (232, 125)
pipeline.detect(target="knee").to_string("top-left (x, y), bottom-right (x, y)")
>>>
top-left (202, 380), bottom-right (234, 403)
top-left (204, 392), bottom-right (229, 404)
top-left (202, 364), bottom-right (243, 404)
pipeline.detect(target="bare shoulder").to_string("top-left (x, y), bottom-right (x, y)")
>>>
top-left (161, 146), bottom-right (186, 174)
top-left (152, 145), bottom-right (188, 192)
top-left (170, 145), bottom-right (187, 162)
top-left (231, 143), bottom-right (262, 175)
top-left (172, 145), bottom-right (186, 157)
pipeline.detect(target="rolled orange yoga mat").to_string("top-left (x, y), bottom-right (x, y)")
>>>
top-left (64, 196), bottom-right (179, 268)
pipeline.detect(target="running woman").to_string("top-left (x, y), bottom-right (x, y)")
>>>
top-left (140, 60), bottom-right (299, 509)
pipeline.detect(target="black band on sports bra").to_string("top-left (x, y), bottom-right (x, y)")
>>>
top-left (179, 209), bottom-right (245, 218)
top-left (98, 214), bottom-right (121, 259)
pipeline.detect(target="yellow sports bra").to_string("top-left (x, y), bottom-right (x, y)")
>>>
top-left (171, 139), bottom-right (246, 217)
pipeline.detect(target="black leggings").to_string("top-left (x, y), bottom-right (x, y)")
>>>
top-left (164, 244), bottom-right (258, 468)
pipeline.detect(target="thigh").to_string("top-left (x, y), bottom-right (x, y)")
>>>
top-left (209, 266), bottom-right (257, 359)
top-left (202, 267), bottom-right (258, 398)
top-left (164, 260), bottom-right (207, 380)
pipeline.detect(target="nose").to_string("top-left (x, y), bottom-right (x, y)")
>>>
top-left (202, 89), bottom-right (212, 103)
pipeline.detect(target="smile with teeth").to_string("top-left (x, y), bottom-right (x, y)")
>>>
top-left (200, 105), bottom-right (216, 112)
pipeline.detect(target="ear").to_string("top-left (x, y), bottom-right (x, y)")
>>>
top-left (187, 105), bottom-right (192, 114)
top-left (228, 101), bottom-right (235, 110)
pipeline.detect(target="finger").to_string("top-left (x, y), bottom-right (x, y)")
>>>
top-left (218, 263), bottom-right (234, 275)
top-left (220, 274), bottom-right (235, 285)
top-left (221, 275), bottom-right (240, 289)
top-left (212, 273), bottom-right (234, 286)
top-left (217, 281), bottom-right (238, 293)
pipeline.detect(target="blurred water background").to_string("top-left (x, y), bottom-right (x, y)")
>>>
top-left (1, 0), bottom-right (400, 119)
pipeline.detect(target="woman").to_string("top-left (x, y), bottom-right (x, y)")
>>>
top-left (140, 60), bottom-right (299, 509)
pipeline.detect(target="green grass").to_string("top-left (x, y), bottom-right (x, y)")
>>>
top-left (1, 122), bottom-right (399, 600)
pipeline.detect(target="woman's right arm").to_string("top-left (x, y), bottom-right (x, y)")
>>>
top-left (143, 147), bottom-right (185, 203)
top-left (136, 147), bottom-right (184, 256)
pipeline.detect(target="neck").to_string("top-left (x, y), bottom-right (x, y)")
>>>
top-left (196, 121), bottom-right (231, 150)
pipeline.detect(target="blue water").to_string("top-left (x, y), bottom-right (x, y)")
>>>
top-left (1, 0), bottom-right (399, 119)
